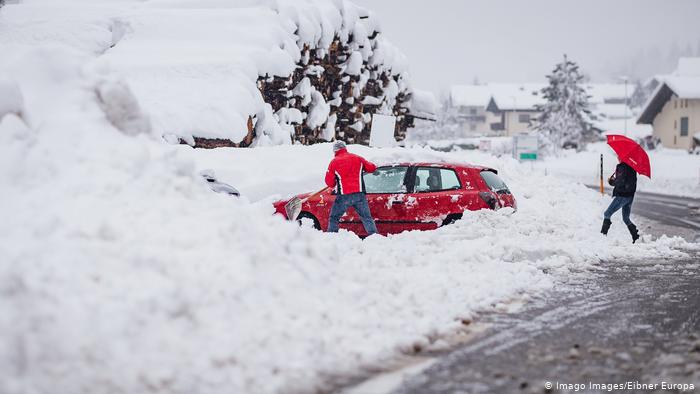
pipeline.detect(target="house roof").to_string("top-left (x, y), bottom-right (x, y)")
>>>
top-left (450, 83), bottom-right (545, 110)
top-left (637, 76), bottom-right (700, 124)
top-left (449, 85), bottom-right (493, 107)
top-left (585, 83), bottom-right (628, 104)
top-left (676, 57), bottom-right (700, 77)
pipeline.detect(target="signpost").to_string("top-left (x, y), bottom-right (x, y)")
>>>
top-left (513, 135), bottom-right (539, 161)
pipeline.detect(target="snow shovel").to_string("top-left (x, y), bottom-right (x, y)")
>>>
top-left (284, 186), bottom-right (329, 221)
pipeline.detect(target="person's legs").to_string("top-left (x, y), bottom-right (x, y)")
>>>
top-left (621, 197), bottom-right (634, 226)
top-left (622, 197), bottom-right (639, 243)
top-left (604, 197), bottom-right (625, 220)
top-left (327, 194), bottom-right (351, 233)
top-left (351, 193), bottom-right (378, 235)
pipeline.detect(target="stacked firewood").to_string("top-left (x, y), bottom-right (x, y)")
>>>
top-left (254, 34), bottom-right (415, 147)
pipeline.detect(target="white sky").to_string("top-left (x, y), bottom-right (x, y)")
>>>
top-left (353, 0), bottom-right (700, 94)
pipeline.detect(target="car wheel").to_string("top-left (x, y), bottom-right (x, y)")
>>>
top-left (442, 213), bottom-right (463, 227)
top-left (297, 212), bottom-right (321, 230)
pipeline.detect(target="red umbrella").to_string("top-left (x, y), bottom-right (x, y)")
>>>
top-left (606, 134), bottom-right (651, 178)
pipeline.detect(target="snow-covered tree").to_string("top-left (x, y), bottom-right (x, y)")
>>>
top-left (535, 55), bottom-right (594, 152)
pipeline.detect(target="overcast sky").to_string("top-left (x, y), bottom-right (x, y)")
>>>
top-left (353, 0), bottom-right (700, 94)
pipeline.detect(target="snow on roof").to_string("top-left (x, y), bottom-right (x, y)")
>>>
top-left (584, 83), bottom-right (628, 104)
top-left (663, 76), bottom-right (700, 99)
top-left (450, 83), bottom-right (545, 110)
top-left (674, 57), bottom-right (700, 77)
top-left (487, 83), bottom-right (546, 110)
top-left (449, 85), bottom-right (493, 107)
top-left (408, 89), bottom-right (438, 118)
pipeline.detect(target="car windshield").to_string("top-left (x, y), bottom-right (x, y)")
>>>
top-left (363, 166), bottom-right (408, 194)
top-left (480, 170), bottom-right (509, 192)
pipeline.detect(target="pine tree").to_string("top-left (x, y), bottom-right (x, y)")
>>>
top-left (535, 55), bottom-right (593, 152)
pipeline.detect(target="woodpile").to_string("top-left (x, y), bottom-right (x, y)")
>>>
top-left (189, 26), bottom-right (420, 149)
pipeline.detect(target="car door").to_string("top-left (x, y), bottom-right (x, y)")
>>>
top-left (339, 165), bottom-right (411, 235)
top-left (405, 166), bottom-right (464, 229)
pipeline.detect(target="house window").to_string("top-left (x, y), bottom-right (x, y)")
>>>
top-left (469, 108), bottom-right (477, 115)
top-left (674, 119), bottom-right (677, 129)
top-left (680, 117), bottom-right (688, 136)
top-left (518, 113), bottom-right (530, 123)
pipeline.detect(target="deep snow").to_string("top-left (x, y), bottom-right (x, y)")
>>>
top-left (1, 1), bottom-right (698, 394)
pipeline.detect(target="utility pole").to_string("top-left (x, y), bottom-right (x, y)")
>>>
top-left (620, 76), bottom-right (629, 136)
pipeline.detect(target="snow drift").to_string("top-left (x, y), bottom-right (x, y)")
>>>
top-left (0, 2), bottom-right (697, 394)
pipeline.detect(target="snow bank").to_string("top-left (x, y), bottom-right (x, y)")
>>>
top-left (1, 2), bottom-right (697, 394)
top-left (0, 0), bottom-right (413, 146)
top-left (2, 106), bottom-right (697, 393)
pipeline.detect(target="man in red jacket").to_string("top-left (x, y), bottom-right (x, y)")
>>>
top-left (324, 141), bottom-right (378, 235)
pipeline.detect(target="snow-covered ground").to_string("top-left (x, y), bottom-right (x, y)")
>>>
top-left (1, 1), bottom-right (699, 394)
top-left (534, 142), bottom-right (700, 198)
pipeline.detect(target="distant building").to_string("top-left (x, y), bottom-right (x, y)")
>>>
top-left (637, 57), bottom-right (700, 150)
top-left (586, 83), bottom-right (651, 139)
top-left (449, 83), bottom-right (544, 137)
top-left (448, 82), bottom-right (648, 140)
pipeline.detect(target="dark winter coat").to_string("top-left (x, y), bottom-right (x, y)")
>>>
top-left (609, 162), bottom-right (637, 197)
top-left (325, 148), bottom-right (377, 195)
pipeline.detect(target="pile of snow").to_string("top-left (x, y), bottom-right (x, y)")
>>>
top-left (0, 0), bottom-right (413, 146)
top-left (1, 2), bottom-right (698, 394)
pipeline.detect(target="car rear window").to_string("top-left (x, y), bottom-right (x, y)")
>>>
top-left (480, 170), bottom-right (509, 192)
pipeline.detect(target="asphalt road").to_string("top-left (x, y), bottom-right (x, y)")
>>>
top-left (345, 191), bottom-right (700, 394)
top-left (390, 257), bottom-right (700, 394)
top-left (594, 188), bottom-right (700, 233)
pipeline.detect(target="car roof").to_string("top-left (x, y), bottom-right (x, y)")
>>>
top-left (380, 162), bottom-right (497, 173)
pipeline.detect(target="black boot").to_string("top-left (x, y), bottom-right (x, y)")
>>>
top-left (628, 223), bottom-right (640, 243)
top-left (601, 219), bottom-right (611, 235)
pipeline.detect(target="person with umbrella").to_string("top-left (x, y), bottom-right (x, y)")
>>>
top-left (601, 135), bottom-right (651, 243)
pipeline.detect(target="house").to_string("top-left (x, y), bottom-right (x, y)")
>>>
top-left (586, 83), bottom-right (651, 139)
top-left (637, 57), bottom-right (700, 150)
top-left (485, 84), bottom-right (545, 136)
top-left (448, 83), bottom-right (545, 137)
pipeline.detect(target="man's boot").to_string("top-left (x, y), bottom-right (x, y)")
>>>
top-left (628, 223), bottom-right (640, 243)
top-left (601, 219), bottom-right (612, 235)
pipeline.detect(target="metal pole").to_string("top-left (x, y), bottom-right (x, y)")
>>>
top-left (624, 78), bottom-right (628, 136)
top-left (600, 154), bottom-right (604, 195)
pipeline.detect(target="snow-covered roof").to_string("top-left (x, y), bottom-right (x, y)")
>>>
top-left (637, 75), bottom-right (700, 124)
top-left (450, 83), bottom-right (545, 110)
top-left (674, 57), bottom-right (700, 77)
top-left (409, 89), bottom-right (438, 119)
top-left (585, 83), bottom-right (628, 104)
top-left (449, 85), bottom-right (493, 107)
top-left (488, 83), bottom-right (546, 110)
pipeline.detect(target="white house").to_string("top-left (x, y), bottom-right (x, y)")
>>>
top-left (449, 83), bottom-right (545, 137)
top-left (637, 57), bottom-right (700, 150)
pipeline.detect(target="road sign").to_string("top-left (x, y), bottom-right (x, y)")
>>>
top-left (513, 135), bottom-right (539, 161)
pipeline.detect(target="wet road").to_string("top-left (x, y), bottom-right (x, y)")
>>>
top-left (596, 188), bottom-right (700, 232)
top-left (390, 257), bottom-right (700, 394)
top-left (382, 192), bottom-right (700, 394)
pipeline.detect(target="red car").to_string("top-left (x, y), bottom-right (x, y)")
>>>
top-left (273, 162), bottom-right (516, 236)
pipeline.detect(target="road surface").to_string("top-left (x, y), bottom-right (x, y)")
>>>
top-left (594, 188), bottom-right (700, 233)
top-left (344, 191), bottom-right (700, 394)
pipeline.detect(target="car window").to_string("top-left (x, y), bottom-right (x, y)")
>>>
top-left (414, 167), bottom-right (461, 192)
top-left (363, 166), bottom-right (408, 194)
top-left (480, 170), bottom-right (509, 192)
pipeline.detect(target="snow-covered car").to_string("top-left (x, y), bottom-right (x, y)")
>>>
top-left (273, 162), bottom-right (516, 236)
top-left (200, 170), bottom-right (240, 197)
